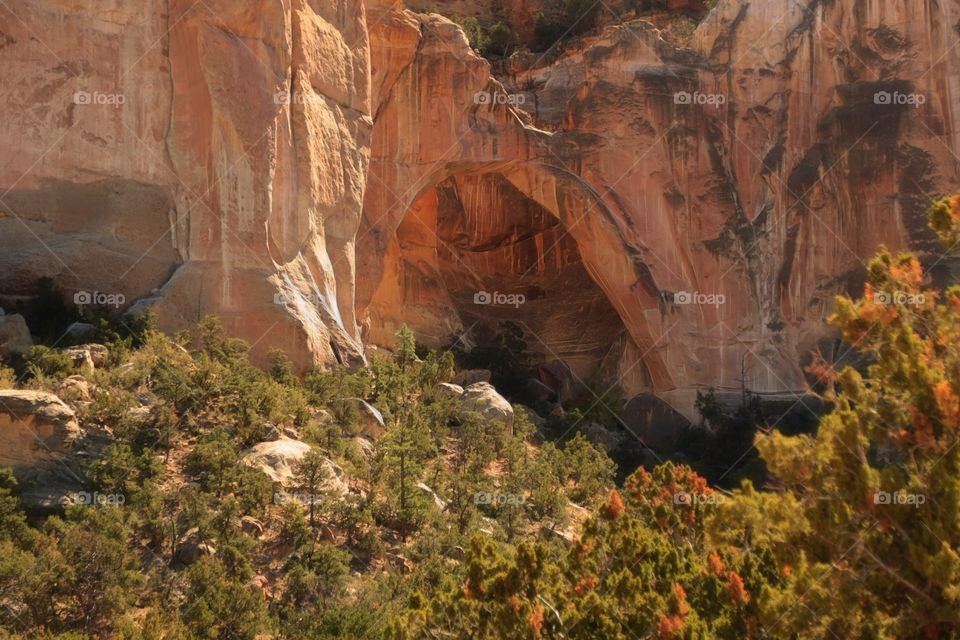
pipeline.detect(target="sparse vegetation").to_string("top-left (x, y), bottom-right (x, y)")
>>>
top-left (2, 195), bottom-right (960, 637)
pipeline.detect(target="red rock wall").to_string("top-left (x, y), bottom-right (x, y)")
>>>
top-left (0, 0), bottom-right (958, 421)
top-left (361, 0), bottom-right (960, 416)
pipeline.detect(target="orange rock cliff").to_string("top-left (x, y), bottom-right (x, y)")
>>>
top-left (1, 0), bottom-right (958, 423)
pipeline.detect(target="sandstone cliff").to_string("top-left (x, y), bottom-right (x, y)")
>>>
top-left (360, 0), bottom-right (960, 419)
top-left (1, 0), bottom-right (958, 424)
top-left (0, 0), bottom-right (371, 370)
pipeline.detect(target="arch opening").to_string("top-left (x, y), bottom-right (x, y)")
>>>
top-left (366, 171), bottom-right (637, 404)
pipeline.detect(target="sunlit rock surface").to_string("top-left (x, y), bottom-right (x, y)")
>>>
top-left (0, 0), bottom-right (372, 370)
top-left (1, 0), bottom-right (958, 422)
top-left (361, 0), bottom-right (960, 418)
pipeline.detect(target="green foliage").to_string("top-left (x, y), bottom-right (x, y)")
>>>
top-left (394, 467), bottom-right (776, 639)
top-left (27, 191), bottom-right (960, 640)
top-left (88, 443), bottom-right (161, 501)
top-left (187, 427), bottom-right (240, 497)
top-left (448, 16), bottom-right (516, 58)
top-left (284, 543), bottom-right (351, 608)
top-left (182, 557), bottom-right (272, 639)
top-left (732, 211), bottom-right (960, 635)
top-left (679, 389), bottom-right (766, 487)
top-left (0, 365), bottom-right (16, 388)
top-left (294, 447), bottom-right (331, 527)
top-left (0, 468), bottom-right (33, 545)
top-left (561, 432), bottom-right (617, 505)
top-left (565, 0), bottom-right (600, 35)
top-left (23, 344), bottom-right (74, 379)
top-left (707, 194), bottom-right (960, 637)
top-left (268, 347), bottom-right (298, 386)
top-left (484, 21), bottom-right (516, 57)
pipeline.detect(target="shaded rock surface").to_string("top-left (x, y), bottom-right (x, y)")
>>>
top-left (0, 313), bottom-right (31, 359)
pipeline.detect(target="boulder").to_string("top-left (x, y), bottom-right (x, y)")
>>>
top-left (525, 378), bottom-right (556, 404)
top-left (250, 574), bottom-right (270, 598)
top-left (64, 347), bottom-right (95, 371)
top-left (0, 390), bottom-right (84, 467)
top-left (172, 536), bottom-right (217, 568)
top-left (350, 436), bottom-right (376, 459)
top-left (310, 408), bottom-right (333, 423)
top-left (452, 369), bottom-right (491, 387)
top-left (386, 552), bottom-right (413, 574)
top-left (125, 405), bottom-right (152, 422)
top-left (583, 422), bottom-right (626, 453)
top-left (460, 382), bottom-right (514, 433)
top-left (620, 393), bottom-right (692, 452)
top-left (0, 390), bottom-right (87, 511)
top-left (517, 405), bottom-right (546, 429)
top-left (0, 313), bottom-right (32, 359)
top-left (540, 524), bottom-right (576, 547)
top-left (58, 375), bottom-right (95, 403)
top-left (435, 382), bottom-right (464, 400)
top-left (262, 422), bottom-right (281, 441)
top-left (240, 515), bottom-right (265, 538)
top-left (346, 398), bottom-right (386, 438)
top-left (63, 322), bottom-right (100, 343)
top-left (536, 361), bottom-right (576, 405)
top-left (67, 344), bottom-right (109, 368)
top-left (241, 437), bottom-right (348, 495)
top-left (414, 482), bottom-right (446, 511)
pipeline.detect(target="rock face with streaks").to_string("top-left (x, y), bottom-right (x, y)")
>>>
top-left (0, 0), bottom-right (959, 424)
top-left (0, 0), bottom-right (372, 371)
top-left (359, 0), bottom-right (960, 418)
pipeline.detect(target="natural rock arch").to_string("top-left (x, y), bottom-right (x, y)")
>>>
top-left (362, 160), bottom-right (669, 397)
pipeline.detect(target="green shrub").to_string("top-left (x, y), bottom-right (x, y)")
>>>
top-left (483, 21), bottom-right (516, 57)
top-left (565, 0), bottom-right (600, 35)
top-left (22, 344), bottom-right (74, 379)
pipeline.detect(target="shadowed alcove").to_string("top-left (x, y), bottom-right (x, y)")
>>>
top-left (366, 171), bottom-right (633, 400)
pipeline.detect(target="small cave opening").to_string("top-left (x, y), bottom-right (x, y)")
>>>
top-left (366, 172), bottom-right (632, 408)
